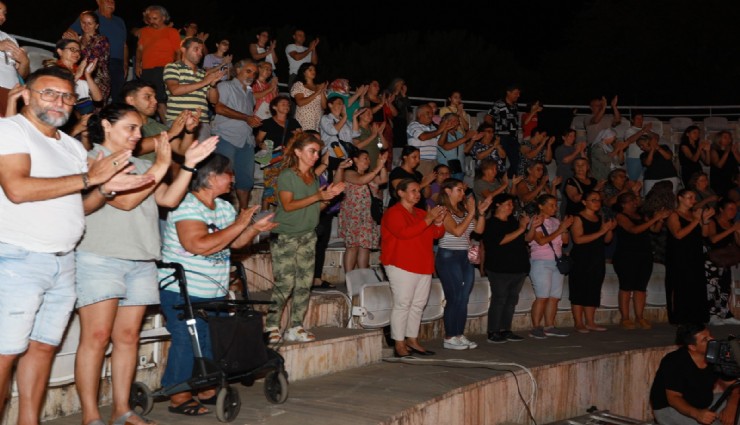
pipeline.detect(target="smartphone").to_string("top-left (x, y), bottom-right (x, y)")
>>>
top-left (219, 64), bottom-right (229, 72)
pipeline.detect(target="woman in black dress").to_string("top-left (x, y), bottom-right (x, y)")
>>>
top-left (705, 199), bottom-right (740, 325)
top-left (678, 125), bottom-right (710, 187)
top-left (665, 189), bottom-right (714, 325)
top-left (709, 131), bottom-right (740, 198)
top-left (569, 191), bottom-right (615, 333)
top-left (613, 192), bottom-right (670, 330)
top-left (564, 158), bottom-right (604, 216)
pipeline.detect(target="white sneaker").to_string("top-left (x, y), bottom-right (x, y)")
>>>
top-left (709, 315), bottom-right (725, 326)
top-left (283, 326), bottom-right (316, 342)
top-left (723, 317), bottom-right (740, 326)
top-left (265, 326), bottom-right (282, 344)
top-left (458, 335), bottom-right (478, 349)
top-left (443, 336), bottom-right (468, 350)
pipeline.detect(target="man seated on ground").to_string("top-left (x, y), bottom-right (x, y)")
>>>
top-left (650, 323), bottom-right (739, 425)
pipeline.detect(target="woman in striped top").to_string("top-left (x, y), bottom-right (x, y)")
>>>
top-left (435, 179), bottom-right (491, 350)
top-left (158, 153), bottom-right (277, 415)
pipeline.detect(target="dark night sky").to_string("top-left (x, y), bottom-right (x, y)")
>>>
top-left (5, 0), bottom-right (740, 107)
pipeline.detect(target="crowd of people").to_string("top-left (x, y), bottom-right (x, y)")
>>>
top-left (1, 1), bottom-right (740, 424)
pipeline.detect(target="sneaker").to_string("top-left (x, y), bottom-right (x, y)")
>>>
top-left (710, 315), bottom-right (725, 327)
top-left (458, 335), bottom-right (478, 349)
top-left (502, 330), bottom-right (524, 342)
top-left (529, 327), bottom-right (547, 339)
top-left (543, 326), bottom-right (570, 337)
top-left (265, 326), bottom-right (282, 344)
top-left (283, 326), bottom-right (316, 342)
top-left (621, 319), bottom-right (636, 330)
top-left (723, 316), bottom-right (740, 326)
top-left (487, 332), bottom-right (507, 344)
top-left (636, 318), bottom-right (652, 329)
top-left (443, 336), bottom-right (468, 350)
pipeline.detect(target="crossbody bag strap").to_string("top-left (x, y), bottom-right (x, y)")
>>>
top-left (539, 223), bottom-right (562, 261)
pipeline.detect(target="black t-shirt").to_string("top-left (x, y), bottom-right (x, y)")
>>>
top-left (259, 117), bottom-right (302, 149)
top-left (388, 167), bottom-right (426, 209)
top-left (641, 145), bottom-right (678, 180)
top-left (482, 216), bottom-right (531, 273)
top-left (649, 347), bottom-right (719, 410)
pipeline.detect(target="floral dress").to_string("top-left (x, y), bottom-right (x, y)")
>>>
top-left (290, 81), bottom-right (323, 131)
top-left (80, 33), bottom-right (111, 104)
top-left (339, 181), bottom-right (380, 249)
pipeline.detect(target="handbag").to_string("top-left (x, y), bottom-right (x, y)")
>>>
top-left (468, 242), bottom-right (481, 265)
top-left (437, 146), bottom-right (463, 175)
top-left (540, 223), bottom-right (573, 275)
top-left (708, 243), bottom-right (740, 268)
top-left (208, 310), bottom-right (268, 374)
top-left (367, 186), bottom-right (383, 225)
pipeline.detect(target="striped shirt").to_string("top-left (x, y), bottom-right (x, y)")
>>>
top-left (163, 61), bottom-right (209, 123)
top-left (407, 121), bottom-right (440, 161)
top-left (159, 193), bottom-right (235, 298)
top-left (438, 212), bottom-right (475, 250)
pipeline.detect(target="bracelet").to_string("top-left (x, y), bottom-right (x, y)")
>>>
top-left (184, 129), bottom-right (194, 134)
top-left (181, 164), bottom-right (197, 173)
top-left (98, 184), bottom-right (116, 199)
top-left (81, 172), bottom-right (90, 190)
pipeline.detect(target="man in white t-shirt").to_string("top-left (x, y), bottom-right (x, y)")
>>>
top-left (407, 104), bottom-right (455, 177)
top-left (285, 29), bottom-right (318, 88)
top-left (0, 67), bottom-right (153, 424)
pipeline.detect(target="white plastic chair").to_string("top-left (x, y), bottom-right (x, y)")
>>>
top-left (421, 278), bottom-right (446, 323)
top-left (467, 279), bottom-right (491, 318)
top-left (558, 277), bottom-right (572, 311)
top-left (600, 264), bottom-right (619, 309)
top-left (669, 117), bottom-right (694, 133)
top-left (344, 268), bottom-right (391, 329)
top-left (704, 116), bottom-right (730, 132)
top-left (514, 276), bottom-right (536, 313)
top-left (646, 263), bottom-right (667, 306)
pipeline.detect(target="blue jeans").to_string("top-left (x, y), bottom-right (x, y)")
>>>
top-left (160, 289), bottom-right (221, 387)
top-left (487, 272), bottom-right (527, 333)
top-left (625, 157), bottom-right (644, 181)
top-left (435, 248), bottom-right (475, 336)
top-left (215, 137), bottom-right (255, 191)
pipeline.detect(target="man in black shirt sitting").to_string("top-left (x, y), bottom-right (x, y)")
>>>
top-left (650, 323), bottom-right (739, 424)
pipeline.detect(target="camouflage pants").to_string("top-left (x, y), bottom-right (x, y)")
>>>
top-left (266, 231), bottom-right (317, 329)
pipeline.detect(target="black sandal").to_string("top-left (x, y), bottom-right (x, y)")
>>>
top-left (168, 398), bottom-right (210, 416)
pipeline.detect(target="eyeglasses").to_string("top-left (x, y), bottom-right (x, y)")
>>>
top-left (64, 47), bottom-right (81, 53)
top-left (29, 88), bottom-right (78, 106)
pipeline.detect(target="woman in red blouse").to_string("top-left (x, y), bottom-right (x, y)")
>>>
top-left (381, 179), bottom-right (446, 357)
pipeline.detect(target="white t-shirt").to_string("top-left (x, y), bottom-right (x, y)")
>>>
top-left (0, 115), bottom-right (88, 253)
top-left (624, 126), bottom-right (642, 159)
top-left (256, 45), bottom-right (276, 71)
top-left (285, 44), bottom-right (311, 75)
top-left (0, 31), bottom-right (20, 88)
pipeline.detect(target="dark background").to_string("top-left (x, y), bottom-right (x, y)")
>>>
top-left (6, 0), bottom-right (740, 108)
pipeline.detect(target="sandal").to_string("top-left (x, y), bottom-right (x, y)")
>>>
top-left (110, 411), bottom-right (156, 425)
top-left (312, 281), bottom-right (336, 290)
top-left (85, 420), bottom-right (106, 425)
top-left (167, 398), bottom-right (210, 416)
top-left (198, 393), bottom-right (218, 405)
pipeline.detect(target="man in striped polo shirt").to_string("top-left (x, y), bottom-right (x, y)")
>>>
top-left (163, 37), bottom-right (225, 142)
top-left (407, 104), bottom-right (455, 178)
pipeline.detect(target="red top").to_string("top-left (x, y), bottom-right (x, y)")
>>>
top-left (380, 203), bottom-right (445, 274)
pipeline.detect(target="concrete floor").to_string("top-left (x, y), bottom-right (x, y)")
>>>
top-left (42, 323), bottom-right (740, 425)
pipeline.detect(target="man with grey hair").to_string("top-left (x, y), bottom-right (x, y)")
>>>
top-left (211, 59), bottom-right (262, 208)
top-left (0, 66), bottom-right (152, 425)
top-left (407, 104), bottom-right (455, 177)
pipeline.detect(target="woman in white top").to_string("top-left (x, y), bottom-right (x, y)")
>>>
top-left (527, 194), bottom-right (573, 339)
top-left (435, 178), bottom-right (491, 350)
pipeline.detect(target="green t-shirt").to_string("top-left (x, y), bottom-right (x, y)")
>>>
top-left (138, 117), bottom-right (169, 162)
top-left (274, 169), bottom-right (320, 235)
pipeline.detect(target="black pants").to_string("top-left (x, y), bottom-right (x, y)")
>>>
top-left (313, 212), bottom-right (335, 279)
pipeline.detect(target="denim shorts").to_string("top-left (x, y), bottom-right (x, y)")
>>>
top-left (529, 259), bottom-right (564, 299)
top-left (0, 242), bottom-right (77, 354)
top-left (75, 251), bottom-right (160, 308)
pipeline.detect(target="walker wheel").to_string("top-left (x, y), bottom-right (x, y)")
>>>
top-left (129, 381), bottom-right (153, 415)
top-left (215, 385), bottom-right (241, 422)
top-left (264, 370), bottom-right (289, 404)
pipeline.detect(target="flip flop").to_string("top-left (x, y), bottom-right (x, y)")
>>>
top-left (167, 398), bottom-right (210, 416)
top-left (110, 410), bottom-right (156, 425)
